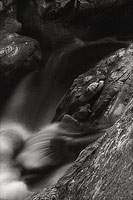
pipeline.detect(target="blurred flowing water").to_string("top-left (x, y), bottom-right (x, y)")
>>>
top-left (0, 38), bottom-right (129, 188)
top-left (0, 38), bottom-right (128, 131)
top-left (0, 39), bottom-right (86, 130)
top-left (0, 70), bottom-right (64, 131)
top-left (0, 40), bottom-right (86, 187)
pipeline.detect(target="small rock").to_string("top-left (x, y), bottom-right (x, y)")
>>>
top-left (73, 104), bottom-right (91, 121)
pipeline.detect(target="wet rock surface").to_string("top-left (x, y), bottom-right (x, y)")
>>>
top-left (27, 42), bottom-right (133, 200)
top-left (0, 0), bottom-right (133, 200)
top-left (0, 32), bottom-right (42, 111)
top-left (54, 44), bottom-right (133, 125)
top-left (16, 0), bottom-right (133, 49)
top-left (0, 32), bottom-right (41, 76)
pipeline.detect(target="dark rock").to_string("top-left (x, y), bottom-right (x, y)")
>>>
top-left (0, 1), bottom-right (132, 199)
top-left (1, 0), bottom-right (14, 7)
top-left (0, 1), bottom-right (4, 11)
top-left (55, 99), bottom-right (133, 200)
top-left (84, 1), bottom-right (133, 41)
top-left (0, 17), bottom-right (22, 33)
top-left (16, 0), bottom-right (83, 53)
top-left (0, 31), bottom-right (42, 110)
top-left (89, 44), bottom-right (133, 125)
top-left (0, 0), bottom-right (22, 33)
top-left (27, 99), bottom-right (133, 200)
top-left (78, 0), bottom-right (131, 9)
top-left (25, 0), bottom-right (132, 19)
top-left (54, 42), bottom-right (133, 128)
top-left (0, 32), bottom-right (42, 76)
top-left (34, 0), bottom-right (74, 18)
top-left (27, 42), bottom-right (133, 200)
top-left (73, 104), bottom-right (92, 121)
top-left (17, 0), bottom-right (133, 49)
top-left (0, 0), bottom-right (17, 18)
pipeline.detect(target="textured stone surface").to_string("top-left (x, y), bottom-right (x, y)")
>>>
top-left (26, 43), bottom-right (133, 200)
top-left (27, 100), bottom-right (133, 200)
top-left (0, 32), bottom-right (42, 110)
top-left (0, 32), bottom-right (41, 77)
top-left (54, 44), bottom-right (133, 126)
top-left (0, 0), bottom-right (133, 199)
top-left (33, 0), bottom-right (132, 17)
top-left (17, 0), bottom-right (133, 52)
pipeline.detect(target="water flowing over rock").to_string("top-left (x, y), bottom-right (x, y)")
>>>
top-left (0, 32), bottom-right (42, 112)
top-left (0, 0), bottom-right (133, 200)
top-left (27, 42), bottom-right (133, 200)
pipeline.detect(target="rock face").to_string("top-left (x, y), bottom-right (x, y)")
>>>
top-left (54, 44), bottom-right (133, 125)
top-left (17, 0), bottom-right (133, 48)
top-left (65, 100), bottom-right (133, 199)
top-left (28, 100), bottom-right (133, 200)
top-left (0, 32), bottom-right (41, 76)
top-left (33, 0), bottom-right (131, 17)
top-left (0, 0), bottom-right (133, 200)
top-left (0, 32), bottom-right (42, 111)
top-left (27, 42), bottom-right (133, 200)
top-left (0, 0), bottom-right (22, 33)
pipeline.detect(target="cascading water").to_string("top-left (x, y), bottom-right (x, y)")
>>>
top-left (0, 37), bottom-right (129, 194)
top-left (0, 38), bottom-right (84, 130)
top-left (1, 38), bottom-right (128, 131)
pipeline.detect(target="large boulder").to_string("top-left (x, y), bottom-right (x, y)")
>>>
top-left (0, 32), bottom-right (42, 110)
top-left (16, 0), bottom-right (133, 49)
top-left (26, 42), bottom-right (133, 200)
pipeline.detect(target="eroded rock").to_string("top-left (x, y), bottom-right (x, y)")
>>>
top-left (27, 99), bottom-right (133, 200)
top-left (54, 44), bottom-right (133, 126)
top-left (25, 36), bottom-right (133, 200)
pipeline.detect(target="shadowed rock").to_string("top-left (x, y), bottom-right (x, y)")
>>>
top-left (0, 0), bottom-right (17, 18)
top-left (0, 32), bottom-right (42, 111)
top-left (26, 42), bottom-right (133, 200)
top-left (0, 17), bottom-right (22, 33)
top-left (54, 43), bottom-right (133, 124)
top-left (17, 0), bottom-right (133, 48)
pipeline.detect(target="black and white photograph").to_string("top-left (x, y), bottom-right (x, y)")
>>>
top-left (0, 0), bottom-right (133, 199)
